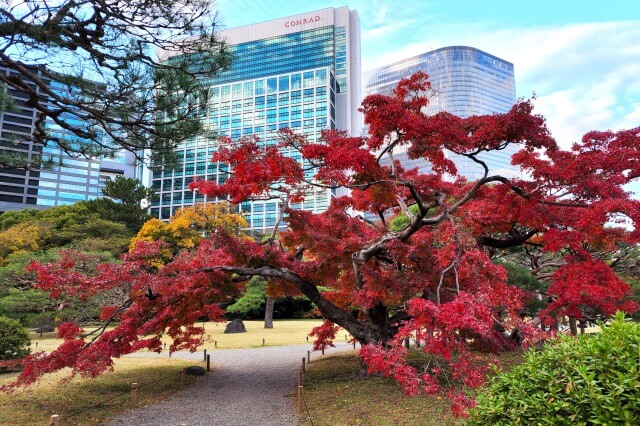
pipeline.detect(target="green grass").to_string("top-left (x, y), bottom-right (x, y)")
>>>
top-left (299, 350), bottom-right (526, 426)
top-left (0, 357), bottom-right (201, 425)
top-left (299, 352), bottom-right (460, 426)
top-left (28, 319), bottom-right (326, 354)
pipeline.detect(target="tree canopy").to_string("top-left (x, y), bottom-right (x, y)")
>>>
top-left (14, 73), bottom-right (640, 413)
top-left (0, 0), bottom-right (231, 168)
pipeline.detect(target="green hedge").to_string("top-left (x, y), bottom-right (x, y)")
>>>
top-left (466, 312), bottom-right (639, 425)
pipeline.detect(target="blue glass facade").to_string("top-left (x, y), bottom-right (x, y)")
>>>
top-left (0, 66), bottom-right (138, 213)
top-left (151, 7), bottom-right (361, 229)
top-left (364, 46), bottom-right (519, 180)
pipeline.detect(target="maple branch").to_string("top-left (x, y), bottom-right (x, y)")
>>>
top-left (476, 229), bottom-right (538, 249)
top-left (82, 298), bottom-right (134, 343)
top-left (200, 265), bottom-right (372, 338)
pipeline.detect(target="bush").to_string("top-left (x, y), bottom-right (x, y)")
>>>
top-left (466, 312), bottom-right (639, 425)
top-left (0, 316), bottom-right (30, 360)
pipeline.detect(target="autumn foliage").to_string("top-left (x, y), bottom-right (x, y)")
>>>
top-left (12, 73), bottom-right (640, 414)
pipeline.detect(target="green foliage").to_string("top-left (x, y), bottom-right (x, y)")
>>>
top-left (226, 277), bottom-right (315, 319)
top-left (0, 316), bottom-right (30, 360)
top-left (226, 277), bottom-right (267, 318)
top-left (389, 204), bottom-right (420, 231)
top-left (466, 312), bottom-right (640, 425)
top-left (81, 177), bottom-right (155, 233)
top-left (0, 209), bottom-right (43, 231)
top-left (498, 261), bottom-right (548, 315)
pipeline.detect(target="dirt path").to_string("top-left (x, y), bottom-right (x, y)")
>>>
top-left (107, 343), bottom-right (352, 426)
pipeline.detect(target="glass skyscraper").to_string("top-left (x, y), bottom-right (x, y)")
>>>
top-left (152, 7), bottom-right (362, 230)
top-left (0, 66), bottom-right (137, 213)
top-left (364, 46), bottom-right (518, 180)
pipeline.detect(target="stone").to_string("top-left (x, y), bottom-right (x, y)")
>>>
top-left (223, 319), bottom-right (246, 334)
top-left (185, 366), bottom-right (206, 376)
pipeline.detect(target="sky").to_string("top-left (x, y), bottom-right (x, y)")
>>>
top-left (215, 0), bottom-right (640, 195)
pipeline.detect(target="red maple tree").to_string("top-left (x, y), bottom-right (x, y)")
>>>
top-left (13, 73), bottom-right (640, 413)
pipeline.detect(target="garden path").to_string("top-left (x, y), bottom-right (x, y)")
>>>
top-left (107, 342), bottom-right (352, 426)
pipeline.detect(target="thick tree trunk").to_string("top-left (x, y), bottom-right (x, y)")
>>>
top-left (568, 316), bottom-right (578, 335)
top-left (264, 296), bottom-right (274, 329)
top-left (353, 356), bottom-right (370, 380)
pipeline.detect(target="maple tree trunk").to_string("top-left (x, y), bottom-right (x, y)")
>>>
top-left (264, 296), bottom-right (274, 329)
top-left (568, 316), bottom-right (578, 335)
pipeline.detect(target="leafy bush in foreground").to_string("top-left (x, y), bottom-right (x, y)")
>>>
top-left (0, 316), bottom-right (30, 360)
top-left (466, 312), bottom-right (639, 425)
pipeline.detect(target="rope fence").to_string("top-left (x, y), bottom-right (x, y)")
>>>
top-left (295, 338), bottom-right (362, 426)
top-left (49, 355), bottom-right (208, 425)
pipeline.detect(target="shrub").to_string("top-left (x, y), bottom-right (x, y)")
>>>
top-left (466, 312), bottom-right (639, 425)
top-left (0, 316), bottom-right (30, 360)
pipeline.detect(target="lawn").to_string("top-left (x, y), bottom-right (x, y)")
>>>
top-left (28, 319), bottom-right (326, 354)
top-left (5, 319), bottom-right (326, 425)
top-left (0, 357), bottom-right (201, 425)
top-left (298, 352), bottom-right (461, 426)
top-left (298, 350), bottom-right (526, 426)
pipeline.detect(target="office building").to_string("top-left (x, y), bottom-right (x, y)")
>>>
top-left (364, 46), bottom-right (518, 180)
top-left (152, 7), bottom-right (362, 230)
top-left (0, 66), bottom-right (137, 213)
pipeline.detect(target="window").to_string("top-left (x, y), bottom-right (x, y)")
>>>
top-left (267, 78), bottom-right (277, 93)
top-left (291, 73), bottom-right (301, 89)
top-left (279, 75), bottom-right (289, 91)
top-left (255, 79), bottom-right (265, 95)
top-left (303, 71), bottom-right (314, 88)
top-left (243, 81), bottom-right (254, 97)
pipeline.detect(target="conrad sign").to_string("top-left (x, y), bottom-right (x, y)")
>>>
top-left (284, 15), bottom-right (321, 28)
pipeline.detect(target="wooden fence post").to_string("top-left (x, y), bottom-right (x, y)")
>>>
top-left (206, 354), bottom-right (211, 372)
top-left (181, 368), bottom-right (186, 387)
top-left (307, 350), bottom-right (311, 364)
top-left (215, 340), bottom-right (217, 348)
top-left (204, 349), bottom-right (207, 361)
top-left (321, 348), bottom-right (324, 355)
top-left (298, 368), bottom-right (303, 387)
top-left (49, 414), bottom-right (59, 425)
top-left (353, 341), bottom-right (356, 349)
top-left (262, 338), bottom-right (265, 346)
top-left (130, 382), bottom-right (138, 406)
top-left (302, 357), bottom-right (306, 373)
top-left (298, 385), bottom-right (303, 412)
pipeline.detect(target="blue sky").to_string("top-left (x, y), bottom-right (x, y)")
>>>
top-left (216, 0), bottom-right (640, 195)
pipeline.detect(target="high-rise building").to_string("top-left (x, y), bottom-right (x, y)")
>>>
top-left (364, 46), bottom-right (518, 180)
top-left (152, 7), bottom-right (362, 230)
top-left (0, 66), bottom-right (137, 213)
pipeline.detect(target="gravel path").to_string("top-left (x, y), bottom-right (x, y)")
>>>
top-left (108, 342), bottom-right (353, 426)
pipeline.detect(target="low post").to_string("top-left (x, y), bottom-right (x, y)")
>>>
top-left (164, 342), bottom-right (166, 349)
top-left (215, 340), bottom-right (217, 348)
top-left (302, 357), bottom-right (306, 373)
top-left (181, 368), bottom-right (186, 387)
top-left (298, 368), bottom-right (303, 387)
top-left (49, 415), bottom-right (59, 425)
top-left (35, 341), bottom-right (38, 349)
top-left (307, 350), bottom-right (310, 364)
top-left (298, 385), bottom-right (303, 412)
top-left (262, 338), bottom-right (265, 346)
top-left (321, 348), bottom-right (324, 355)
top-left (131, 382), bottom-right (138, 407)
top-left (353, 341), bottom-right (356, 349)
top-left (204, 348), bottom-right (207, 361)
top-left (206, 354), bottom-right (211, 372)
top-left (306, 336), bottom-right (309, 342)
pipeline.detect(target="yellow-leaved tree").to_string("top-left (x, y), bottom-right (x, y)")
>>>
top-left (129, 202), bottom-right (248, 261)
